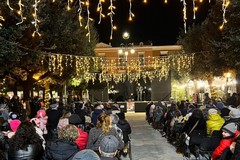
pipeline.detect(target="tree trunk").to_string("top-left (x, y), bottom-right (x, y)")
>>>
top-left (22, 81), bottom-right (33, 99)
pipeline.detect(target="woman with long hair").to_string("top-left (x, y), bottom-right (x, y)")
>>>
top-left (87, 112), bottom-right (124, 152)
top-left (8, 121), bottom-right (43, 160)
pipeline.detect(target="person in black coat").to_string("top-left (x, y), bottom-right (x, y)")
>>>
top-left (42, 124), bottom-right (80, 160)
top-left (231, 134), bottom-right (240, 160)
top-left (116, 112), bottom-right (131, 144)
top-left (8, 122), bottom-right (43, 160)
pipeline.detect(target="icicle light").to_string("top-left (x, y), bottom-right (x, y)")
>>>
top-left (16, 0), bottom-right (26, 25)
top-left (219, 0), bottom-right (230, 30)
top-left (193, 0), bottom-right (196, 19)
top-left (7, 0), bottom-right (14, 11)
top-left (78, 0), bottom-right (83, 27)
top-left (85, 0), bottom-right (91, 42)
top-left (97, 0), bottom-right (105, 24)
top-left (108, 0), bottom-right (116, 40)
top-left (181, 0), bottom-right (187, 33)
top-left (32, 0), bottom-right (41, 37)
top-left (128, 0), bottom-right (134, 21)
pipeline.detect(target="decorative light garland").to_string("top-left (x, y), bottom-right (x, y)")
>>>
top-left (181, 0), bottom-right (187, 33)
top-left (43, 53), bottom-right (194, 84)
top-left (85, 0), bottom-right (91, 42)
top-left (78, 0), bottom-right (83, 27)
top-left (16, 0), bottom-right (26, 25)
top-left (32, 0), bottom-right (41, 37)
top-left (128, 0), bottom-right (134, 21)
top-left (108, 0), bottom-right (116, 40)
top-left (97, 0), bottom-right (105, 24)
top-left (6, 0), bottom-right (14, 11)
top-left (219, 0), bottom-right (230, 30)
top-left (0, 5), bottom-right (4, 27)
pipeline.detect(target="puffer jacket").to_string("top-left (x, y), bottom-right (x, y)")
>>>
top-left (207, 113), bottom-right (225, 135)
top-left (8, 144), bottom-right (43, 160)
top-left (212, 130), bottom-right (239, 159)
top-left (75, 128), bottom-right (88, 150)
top-left (42, 139), bottom-right (79, 160)
top-left (117, 119), bottom-right (131, 143)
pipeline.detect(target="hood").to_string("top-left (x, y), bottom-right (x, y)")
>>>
top-left (93, 109), bottom-right (103, 115)
top-left (208, 113), bottom-right (224, 121)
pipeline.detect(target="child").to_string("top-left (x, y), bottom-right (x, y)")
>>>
top-left (211, 122), bottom-right (239, 160)
top-left (36, 109), bottom-right (48, 135)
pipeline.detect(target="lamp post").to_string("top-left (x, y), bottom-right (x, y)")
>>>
top-left (118, 32), bottom-right (135, 62)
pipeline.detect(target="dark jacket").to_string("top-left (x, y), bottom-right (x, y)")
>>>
top-left (182, 116), bottom-right (206, 135)
top-left (117, 119), bottom-right (131, 143)
top-left (42, 140), bottom-right (79, 160)
top-left (231, 134), bottom-right (240, 160)
top-left (91, 109), bottom-right (103, 126)
top-left (8, 144), bottom-right (43, 160)
top-left (46, 109), bottom-right (62, 131)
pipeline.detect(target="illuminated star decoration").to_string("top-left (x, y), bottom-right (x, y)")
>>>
top-left (16, 0), bottom-right (26, 25)
top-left (32, 0), bottom-right (41, 37)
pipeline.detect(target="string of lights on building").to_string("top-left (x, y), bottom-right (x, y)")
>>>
top-left (42, 53), bottom-right (194, 84)
top-left (0, 0), bottom-right (230, 39)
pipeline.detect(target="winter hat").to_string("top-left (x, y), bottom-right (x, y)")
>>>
top-left (208, 108), bottom-right (218, 115)
top-left (229, 108), bottom-right (240, 119)
top-left (69, 114), bottom-right (82, 125)
top-left (30, 118), bottom-right (40, 127)
top-left (99, 135), bottom-right (119, 153)
top-left (9, 112), bottom-right (19, 120)
top-left (216, 102), bottom-right (225, 110)
top-left (222, 123), bottom-right (237, 136)
top-left (9, 120), bottom-right (21, 132)
top-left (220, 108), bottom-right (230, 117)
top-left (50, 103), bottom-right (59, 109)
top-left (37, 109), bottom-right (46, 118)
top-left (72, 149), bottom-right (100, 160)
top-left (110, 114), bottom-right (119, 124)
top-left (116, 112), bottom-right (125, 120)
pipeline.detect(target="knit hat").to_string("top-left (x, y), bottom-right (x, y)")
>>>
top-left (208, 108), bottom-right (218, 115)
top-left (30, 118), bottom-right (40, 127)
top-left (72, 149), bottom-right (100, 160)
top-left (110, 114), bottom-right (119, 124)
top-left (220, 107), bottom-right (230, 117)
top-left (216, 102), bottom-right (225, 110)
top-left (229, 108), bottom-right (240, 119)
top-left (69, 114), bottom-right (82, 125)
top-left (9, 112), bottom-right (19, 120)
top-left (37, 109), bottom-right (46, 118)
top-left (99, 135), bottom-right (119, 153)
top-left (9, 120), bottom-right (21, 132)
top-left (222, 123), bottom-right (237, 136)
top-left (50, 103), bottom-right (58, 109)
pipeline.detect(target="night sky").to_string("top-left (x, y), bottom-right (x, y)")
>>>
top-left (91, 0), bottom-right (212, 47)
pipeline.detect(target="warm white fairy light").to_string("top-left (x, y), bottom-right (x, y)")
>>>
top-left (16, 0), bottom-right (26, 25)
top-left (164, 0), bottom-right (168, 3)
top-left (32, 0), bottom-right (41, 37)
top-left (143, 0), bottom-right (147, 3)
top-left (128, 0), bottom-right (134, 21)
top-left (108, 0), bottom-right (116, 40)
top-left (193, 0), bottom-right (196, 19)
top-left (181, 0), bottom-right (187, 33)
top-left (7, 0), bottom-right (14, 11)
top-left (219, 0), bottom-right (230, 30)
top-left (0, 15), bottom-right (4, 27)
top-left (78, 0), bottom-right (84, 27)
top-left (85, 0), bottom-right (91, 42)
top-left (97, 0), bottom-right (105, 24)
top-left (67, 0), bottom-right (71, 11)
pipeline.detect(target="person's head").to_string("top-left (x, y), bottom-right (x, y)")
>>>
top-left (72, 149), bottom-right (100, 160)
top-left (58, 124), bottom-right (79, 142)
top-left (96, 112), bottom-right (111, 133)
top-left (9, 121), bottom-right (42, 149)
top-left (222, 123), bottom-right (237, 138)
top-left (69, 114), bottom-right (83, 125)
top-left (191, 108), bottom-right (204, 119)
top-left (36, 109), bottom-right (46, 118)
top-left (116, 112), bottom-right (125, 120)
top-left (99, 135), bottom-right (119, 158)
top-left (229, 108), bottom-right (240, 119)
top-left (208, 108), bottom-right (218, 116)
top-left (9, 112), bottom-right (19, 121)
top-left (30, 118), bottom-right (40, 127)
top-left (110, 114), bottom-right (119, 125)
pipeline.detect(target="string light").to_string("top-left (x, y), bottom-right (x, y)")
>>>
top-left (67, 0), bottom-right (71, 11)
top-left (7, 0), bottom-right (14, 11)
top-left (164, 0), bottom-right (168, 4)
top-left (143, 0), bottom-right (147, 3)
top-left (0, 15), bottom-right (5, 27)
top-left (85, 0), bottom-right (91, 42)
top-left (181, 0), bottom-right (187, 33)
top-left (128, 0), bottom-right (134, 21)
top-left (78, 0), bottom-right (84, 27)
top-left (97, 0), bottom-right (105, 24)
top-left (219, 0), bottom-right (230, 30)
top-left (16, 0), bottom-right (26, 25)
top-left (32, 0), bottom-right (41, 37)
top-left (193, 0), bottom-right (196, 19)
top-left (108, 0), bottom-right (116, 40)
